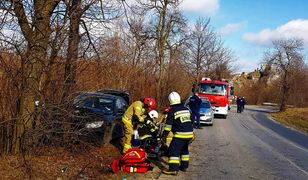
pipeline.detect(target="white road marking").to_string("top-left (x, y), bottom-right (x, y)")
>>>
top-left (237, 110), bottom-right (308, 176)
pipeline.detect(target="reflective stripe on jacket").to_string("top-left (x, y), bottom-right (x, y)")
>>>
top-left (163, 104), bottom-right (193, 139)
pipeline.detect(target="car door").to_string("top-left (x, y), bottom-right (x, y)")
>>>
top-left (114, 98), bottom-right (128, 120)
top-left (79, 97), bottom-right (105, 117)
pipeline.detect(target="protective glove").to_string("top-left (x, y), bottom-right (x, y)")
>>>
top-left (150, 126), bottom-right (158, 132)
top-left (162, 136), bottom-right (167, 144)
top-left (188, 132), bottom-right (196, 144)
top-left (145, 119), bottom-right (158, 129)
top-left (160, 133), bottom-right (167, 143)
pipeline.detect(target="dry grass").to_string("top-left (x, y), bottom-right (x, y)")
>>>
top-left (270, 108), bottom-right (308, 134)
top-left (0, 144), bottom-right (133, 180)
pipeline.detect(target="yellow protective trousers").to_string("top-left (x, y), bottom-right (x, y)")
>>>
top-left (122, 117), bottom-right (133, 153)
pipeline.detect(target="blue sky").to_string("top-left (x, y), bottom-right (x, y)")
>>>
top-left (2, 0), bottom-right (307, 73)
top-left (180, 0), bottom-right (308, 73)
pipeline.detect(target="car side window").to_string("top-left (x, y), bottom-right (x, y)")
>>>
top-left (115, 99), bottom-right (127, 111)
top-left (97, 98), bottom-right (114, 111)
top-left (83, 98), bottom-right (95, 108)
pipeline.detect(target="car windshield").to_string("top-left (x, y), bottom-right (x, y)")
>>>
top-left (73, 94), bottom-right (87, 106)
top-left (97, 98), bottom-right (115, 112)
top-left (201, 100), bottom-right (211, 108)
top-left (199, 83), bottom-right (226, 96)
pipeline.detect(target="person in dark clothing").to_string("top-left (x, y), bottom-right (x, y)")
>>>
top-left (242, 97), bottom-right (246, 109)
top-left (162, 91), bottom-right (194, 175)
top-left (188, 93), bottom-right (202, 129)
top-left (236, 96), bottom-right (245, 113)
top-left (236, 96), bottom-right (241, 112)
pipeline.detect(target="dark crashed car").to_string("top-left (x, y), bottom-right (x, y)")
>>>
top-left (72, 92), bottom-right (128, 145)
top-left (96, 89), bottom-right (130, 104)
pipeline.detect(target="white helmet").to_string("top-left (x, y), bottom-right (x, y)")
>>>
top-left (148, 110), bottom-right (159, 119)
top-left (168, 91), bottom-right (181, 105)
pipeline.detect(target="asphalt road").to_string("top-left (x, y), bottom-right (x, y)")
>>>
top-left (136, 105), bottom-right (308, 180)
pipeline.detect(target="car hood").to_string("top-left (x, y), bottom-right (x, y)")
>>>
top-left (200, 107), bottom-right (212, 114)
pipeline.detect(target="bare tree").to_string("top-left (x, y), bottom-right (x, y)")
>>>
top-left (137, 0), bottom-right (182, 106)
top-left (186, 17), bottom-right (213, 82)
top-left (2, 0), bottom-right (61, 153)
top-left (0, 0), bottom-right (123, 153)
top-left (185, 17), bottom-right (234, 82)
top-left (264, 38), bottom-right (304, 111)
top-left (62, 0), bottom-right (122, 100)
top-left (211, 46), bottom-right (234, 79)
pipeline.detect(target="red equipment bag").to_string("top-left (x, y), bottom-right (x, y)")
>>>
top-left (111, 148), bottom-right (152, 173)
top-left (111, 159), bottom-right (121, 173)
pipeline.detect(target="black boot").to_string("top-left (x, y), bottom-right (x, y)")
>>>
top-left (162, 169), bottom-right (178, 175)
top-left (179, 167), bottom-right (187, 172)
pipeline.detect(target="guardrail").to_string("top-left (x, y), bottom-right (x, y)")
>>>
top-left (262, 102), bottom-right (294, 108)
top-left (262, 102), bottom-right (278, 106)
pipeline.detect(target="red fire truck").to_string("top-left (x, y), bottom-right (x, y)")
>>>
top-left (196, 77), bottom-right (234, 118)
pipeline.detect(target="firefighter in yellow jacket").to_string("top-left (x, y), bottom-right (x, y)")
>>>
top-left (122, 98), bottom-right (156, 153)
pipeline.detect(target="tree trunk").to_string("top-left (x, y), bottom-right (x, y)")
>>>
top-left (62, 0), bottom-right (82, 102)
top-left (12, 0), bottom-right (59, 154)
top-left (13, 41), bottom-right (49, 153)
top-left (61, 0), bottom-right (82, 144)
top-left (280, 80), bottom-right (289, 111)
top-left (156, 48), bottom-right (165, 107)
top-left (155, 1), bottom-right (168, 107)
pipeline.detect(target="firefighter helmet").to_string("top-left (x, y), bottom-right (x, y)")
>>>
top-left (148, 110), bottom-right (158, 119)
top-left (168, 91), bottom-right (181, 105)
top-left (143, 98), bottom-right (156, 111)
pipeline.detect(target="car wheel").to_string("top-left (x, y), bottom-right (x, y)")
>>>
top-left (109, 122), bottom-right (125, 150)
top-left (102, 122), bottom-right (115, 145)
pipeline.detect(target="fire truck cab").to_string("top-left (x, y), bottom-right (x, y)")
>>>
top-left (196, 77), bottom-right (233, 119)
